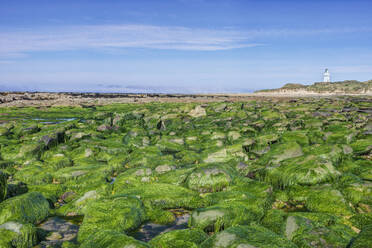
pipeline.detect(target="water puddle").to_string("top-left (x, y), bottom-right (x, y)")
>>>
top-left (110, 177), bottom-right (116, 184)
top-left (0, 117), bottom-right (77, 125)
top-left (132, 210), bottom-right (190, 242)
top-left (37, 216), bottom-right (82, 247)
top-left (32, 117), bottom-right (77, 124)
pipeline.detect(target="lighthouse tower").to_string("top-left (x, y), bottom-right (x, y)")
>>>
top-left (323, 69), bottom-right (331, 83)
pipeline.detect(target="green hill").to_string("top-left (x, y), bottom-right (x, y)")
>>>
top-left (256, 80), bottom-right (372, 95)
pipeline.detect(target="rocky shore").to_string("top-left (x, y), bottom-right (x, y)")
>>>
top-left (1, 90), bottom-right (372, 108)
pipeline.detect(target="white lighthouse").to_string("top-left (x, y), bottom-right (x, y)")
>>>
top-left (323, 69), bottom-right (331, 83)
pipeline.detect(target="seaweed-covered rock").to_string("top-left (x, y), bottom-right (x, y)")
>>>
top-left (115, 183), bottom-right (201, 209)
top-left (305, 188), bottom-right (353, 216)
top-left (262, 212), bottom-right (355, 248)
top-left (265, 155), bottom-right (340, 188)
top-left (80, 230), bottom-right (149, 248)
top-left (200, 224), bottom-right (297, 248)
top-left (189, 200), bottom-right (265, 232)
top-left (287, 216), bottom-right (355, 248)
top-left (13, 163), bottom-right (54, 185)
top-left (0, 222), bottom-right (38, 248)
top-left (77, 195), bottom-right (146, 242)
top-left (351, 138), bottom-right (372, 155)
top-left (262, 142), bottom-right (303, 164)
top-left (0, 192), bottom-right (50, 225)
top-left (149, 229), bottom-right (208, 248)
top-left (186, 165), bottom-right (234, 193)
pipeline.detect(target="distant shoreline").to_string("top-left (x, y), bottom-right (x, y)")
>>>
top-left (1, 91), bottom-right (372, 107)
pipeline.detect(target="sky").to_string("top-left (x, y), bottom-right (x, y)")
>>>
top-left (0, 0), bottom-right (372, 93)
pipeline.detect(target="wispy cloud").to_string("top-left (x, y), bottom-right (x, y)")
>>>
top-left (0, 25), bottom-right (258, 57)
top-left (0, 24), bottom-right (370, 58)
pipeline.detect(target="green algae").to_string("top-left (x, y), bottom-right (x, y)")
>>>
top-left (0, 97), bottom-right (371, 247)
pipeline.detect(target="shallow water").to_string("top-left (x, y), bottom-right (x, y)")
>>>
top-left (37, 216), bottom-right (81, 247)
top-left (132, 212), bottom-right (190, 242)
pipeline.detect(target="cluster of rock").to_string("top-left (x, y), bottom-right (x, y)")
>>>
top-left (0, 92), bottom-right (255, 107)
top-left (0, 97), bottom-right (371, 247)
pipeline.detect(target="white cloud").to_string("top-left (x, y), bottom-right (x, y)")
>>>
top-left (0, 24), bottom-right (370, 58)
top-left (0, 24), bottom-right (258, 57)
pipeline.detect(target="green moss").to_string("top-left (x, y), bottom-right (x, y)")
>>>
top-left (0, 192), bottom-right (50, 225)
top-left (77, 195), bottom-right (146, 242)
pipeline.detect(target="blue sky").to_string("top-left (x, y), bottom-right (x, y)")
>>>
top-left (1, 0), bottom-right (372, 93)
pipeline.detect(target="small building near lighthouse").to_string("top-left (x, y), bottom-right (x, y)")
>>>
top-left (323, 69), bottom-right (331, 83)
